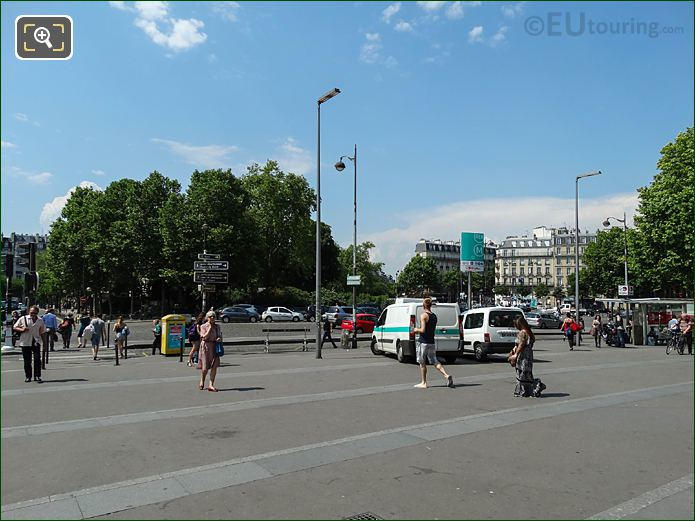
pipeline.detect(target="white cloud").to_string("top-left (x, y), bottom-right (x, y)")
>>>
top-left (384, 55), bottom-right (398, 68)
top-left (417, 1), bottom-right (447, 11)
top-left (446, 2), bottom-right (464, 20)
top-left (27, 172), bottom-right (53, 184)
top-left (40, 181), bottom-right (103, 229)
top-left (14, 113), bottom-right (29, 123)
top-left (212, 1), bottom-right (241, 22)
top-left (490, 26), bottom-right (508, 46)
top-left (111, 1), bottom-right (207, 52)
top-left (394, 20), bottom-right (413, 32)
top-left (91, 169), bottom-right (106, 177)
top-left (462, 1), bottom-right (482, 6)
top-left (468, 25), bottom-right (484, 43)
top-left (1, 141), bottom-right (17, 149)
top-left (360, 33), bottom-right (382, 64)
top-left (152, 138), bottom-right (239, 168)
top-left (382, 2), bottom-right (401, 23)
top-left (501, 2), bottom-right (525, 18)
top-left (363, 193), bottom-right (640, 276)
top-left (276, 137), bottom-right (313, 177)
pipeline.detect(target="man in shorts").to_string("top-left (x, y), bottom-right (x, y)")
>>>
top-left (411, 297), bottom-right (454, 389)
top-left (90, 314), bottom-right (106, 359)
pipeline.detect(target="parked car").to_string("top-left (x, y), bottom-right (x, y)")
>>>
top-left (325, 306), bottom-right (359, 328)
top-left (525, 312), bottom-right (562, 329)
top-left (461, 306), bottom-right (525, 362)
top-left (340, 314), bottom-right (377, 334)
top-left (261, 306), bottom-right (304, 322)
top-left (306, 305), bottom-right (329, 322)
top-left (234, 303), bottom-right (264, 315)
top-left (371, 298), bottom-right (461, 364)
top-left (291, 307), bottom-right (310, 321)
top-left (219, 306), bottom-right (260, 323)
top-left (356, 306), bottom-right (381, 317)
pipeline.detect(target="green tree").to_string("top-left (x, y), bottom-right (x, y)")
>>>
top-left (397, 256), bottom-right (441, 296)
top-left (533, 282), bottom-right (551, 299)
top-left (581, 227), bottom-right (630, 297)
top-left (551, 286), bottom-right (565, 302)
top-left (632, 127), bottom-right (694, 297)
top-left (441, 269), bottom-right (460, 301)
top-left (242, 161), bottom-right (315, 289)
top-left (338, 241), bottom-right (390, 295)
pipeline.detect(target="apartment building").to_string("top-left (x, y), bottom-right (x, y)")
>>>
top-left (494, 226), bottom-right (597, 291)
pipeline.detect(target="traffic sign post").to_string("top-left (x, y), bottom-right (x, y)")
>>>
top-left (346, 275), bottom-right (361, 286)
top-left (618, 285), bottom-right (634, 297)
top-left (194, 261), bottom-right (229, 271)
top-left (197, 253), bottom-right (221, 260)
top-left (194, 271), bottom-right (228, 284)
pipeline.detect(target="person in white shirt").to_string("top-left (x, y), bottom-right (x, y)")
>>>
top-left (13, 306), bottom-right (46, 383)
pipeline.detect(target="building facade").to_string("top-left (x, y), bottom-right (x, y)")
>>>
top-left (1, 233), bottom-right (48, 279)
top-left (494, 226), bottom-right (597, 293)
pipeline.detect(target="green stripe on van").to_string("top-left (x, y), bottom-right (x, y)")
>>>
top-left (373, 327), bottom-right (458, 335)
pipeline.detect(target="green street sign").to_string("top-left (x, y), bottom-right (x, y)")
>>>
top-left (460, 232), bottom-right (484, 272)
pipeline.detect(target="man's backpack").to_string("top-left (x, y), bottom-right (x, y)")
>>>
top-left (187, 323), bottom-right (199, 340)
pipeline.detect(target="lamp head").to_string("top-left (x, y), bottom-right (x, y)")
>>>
top-left (334, 161), bottom-right (346, 172)
top-left (602, 219), bottom-right (611, 227)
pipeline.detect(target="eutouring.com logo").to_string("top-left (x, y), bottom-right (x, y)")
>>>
top-left (525, 12), bottom-right (685, 38)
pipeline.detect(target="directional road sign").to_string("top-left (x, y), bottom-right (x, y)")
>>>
top-left (194, 271), bottom-right (228, 284)
top-left (346, 275), bottom-right (361, 286)
top-left (197, 253), bottom-right (221, 260)
top-left (194, 261), bottom-right (229, 271)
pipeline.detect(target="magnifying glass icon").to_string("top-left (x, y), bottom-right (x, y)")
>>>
top-left (33, 26), bottom-right (53, 49)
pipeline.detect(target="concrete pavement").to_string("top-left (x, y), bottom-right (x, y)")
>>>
top-left (1, 339), bottom-right (692, 519)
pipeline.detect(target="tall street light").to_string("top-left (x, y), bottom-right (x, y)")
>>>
top-left (316, 87), bottom-right (341, 359)
top-left (603, 212), bottom-right (629, 287)
top-left (335, 145), bottom-right (357, 349)
top-left (575, 170), bottom-right (602, 321)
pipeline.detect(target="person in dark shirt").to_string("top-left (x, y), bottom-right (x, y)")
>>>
top-left (411, 297), bottom-right (454, 389)
top-left (320, 317), bottom-right (338, 349)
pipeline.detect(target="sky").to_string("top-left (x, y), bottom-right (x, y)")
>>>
top-left (2, 1), bottom-right (693, 275)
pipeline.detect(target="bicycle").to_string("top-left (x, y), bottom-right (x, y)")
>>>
top-left (666, 332), bottom-right (684, 355)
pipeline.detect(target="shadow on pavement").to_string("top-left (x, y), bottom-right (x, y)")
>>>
top-left (539, 392), bottom-right (570, 398)
top-left (217, 386), bottom-right (265, 392)
top-left (40, 378), bottom-right (88, 383)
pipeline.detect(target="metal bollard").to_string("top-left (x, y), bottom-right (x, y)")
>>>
top-left (106, 322), bottom-right (110, 350)
top-left (115, 336), bottom-right (119, 366)
top-left (41, 332), bottom-right (48, 369)
top-left (302, 327), bottom-right (308, 352)
top-left (265, 329), bottom-right (270, 353)
top-left (124, 335), bottom-right (128, 359)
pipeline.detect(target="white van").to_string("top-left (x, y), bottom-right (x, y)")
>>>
top-left (461, 306), bottom-right (525, 362)
top-left (370, 298), bottom-right (461, 364)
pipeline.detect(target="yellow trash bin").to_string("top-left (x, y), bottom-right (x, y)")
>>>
top-left (160, 314), bottom-right (186, 356)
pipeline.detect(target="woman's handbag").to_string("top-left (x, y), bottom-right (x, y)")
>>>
top-left (215, 341), bottom-right (225, 357)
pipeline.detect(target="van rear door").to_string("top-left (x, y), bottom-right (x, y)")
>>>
top-left (416, 305), bottom-right (459, 353)
top-left (488, 309), bottom-right (524, 343)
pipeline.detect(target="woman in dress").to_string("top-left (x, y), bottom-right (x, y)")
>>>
top-left (508, 316), bottom-right (545, 397)
top-left (591, 314), bottom-right (602, 348)
top-left (187, 313), bottom-right (204, 367)
top-left (198, 310), bottom-right (221, 392)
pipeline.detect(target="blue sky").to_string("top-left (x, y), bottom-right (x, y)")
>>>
top-left (2, 1), bottom-right (693, 275)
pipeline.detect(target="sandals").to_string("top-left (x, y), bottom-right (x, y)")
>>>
top-left (198, 383), bottom-right (204, 390)
top-left (207, 386), bottom-right (219, 392)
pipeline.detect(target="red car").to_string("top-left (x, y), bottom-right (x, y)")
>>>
top-left (340, 314), bottom-right (377, 334)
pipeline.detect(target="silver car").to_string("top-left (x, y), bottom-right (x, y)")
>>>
top-left (526, 312), bottom-right (562, 329)
top-left (261, 306), bottom-right (303, 322)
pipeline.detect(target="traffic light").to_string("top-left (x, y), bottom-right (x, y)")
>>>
top-left (24, 272), bottom-right (38, 293)
top-left (16, 243), bottom-right (36, 272)
top-left (2, 254), bottom-right (13, 279)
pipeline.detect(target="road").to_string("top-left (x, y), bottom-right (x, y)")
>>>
top-left (1, 339), bottom-right (692, 519)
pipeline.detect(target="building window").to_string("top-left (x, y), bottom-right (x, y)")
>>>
top-left (511, 268), bottom-right (516, 275)
top-left (557, 268), bottom-right (562, 275)
top-left (566, 247), bottom-right (570, 254)
top-left (545, 267), bottom-right (550, 275)
top-left (520, 267), bottom-right (524, 275)
top-left (558, 276), bottom-right (563, 285)
top-left (556, 247), bottom-right (561, 255)
top-left (566, 268), bottom-right (572, 275)
top-left (504, 268), bottom-right (508, 275)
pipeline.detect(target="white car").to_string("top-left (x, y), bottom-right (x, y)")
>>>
top-left (261, 306), bottom-right (303, 322)
top-left (461, 306), bottom-right (525, 362)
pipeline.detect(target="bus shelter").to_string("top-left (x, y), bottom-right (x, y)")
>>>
top-left (596, 298), bottom-right (693, 346)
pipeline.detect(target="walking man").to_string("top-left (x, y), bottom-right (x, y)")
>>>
top-left (412, 298), bottom-right (454, 389)
top-left (42, 308), bottom-right (59, 352)
top-left (320, 316), bottom-right (338, 349)
top-left (90, 313), bottom-right (106, 360)
top-left (13, 305), bottom-right (46, 383)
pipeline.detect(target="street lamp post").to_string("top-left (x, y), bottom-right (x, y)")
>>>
top-left (603, 212), bottom-right (629, 287)
top-left (316, 87), bottom-right (341, 359)
top-left (574, 170), bottom-right (602, 325)
top-left (335, 145), bottom-right (357, 349)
